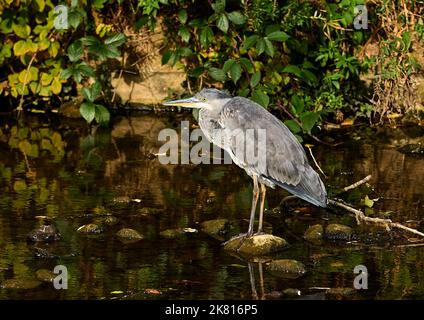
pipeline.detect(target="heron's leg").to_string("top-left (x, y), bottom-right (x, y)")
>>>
top-left (247, 175), bottom-right (259, 237)
top-left (257, 183), bottom-right (267, 234)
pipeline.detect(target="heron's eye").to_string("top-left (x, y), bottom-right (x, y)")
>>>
top-left (200, 96), bottom-right (206, 101)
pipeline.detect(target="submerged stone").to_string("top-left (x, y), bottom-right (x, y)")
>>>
top-left (36, 269), bottom-right (56, 283)
top-left (116, 228), bottom-right (144, 242)
top-left (304, 224), bottom-right (324, 242)
top-left (326, 287), bottom-right (356, 300)
top-left (223, 234), bottom-right (288, 256)
top-left (160, 228), bottom-right (198, 239)
top-left (27, 224), bottom-right (61, 242)
top-left (1, 278), bottom-right (42, 290)
top-left (266, 259), bottom-right (306, 279)
top-left (200, 219), bottom-right (230, 238)
top-left (325, 224), bottom-right (353, 241)
top-left (77, 223), bottom-right (103, 234)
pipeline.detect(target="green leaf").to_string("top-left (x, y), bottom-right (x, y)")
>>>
top-left (228, 11), bottom-right (245, 25)
top-left (239, 57), bottom-right (254, 73)
top-left (264, 38), bottom-right (274, 57)
top-left (82, 82), bottom-right (101, 102)
top-left (178, 26), bottom-right (190, 42)
top-left (217, 14), bottom-right (229, 33)
top-left (282, 65), bottom-right (302, 77)
top-left (364, 195), bottom-right (374, 208)
top-left (208, 67), bottom-right (227, 81)
top-left (266, 31), bottom-right (289, 42)
top-left (50, 77), bottom-right (62, 94)
top-left (242, 35), bottom-right (258, 50)
top-left (68, 41), bottom-right (83, 62)
top-left (200, 26), bottom-right (213, 48)
top-left (256, 38), bottom-right (265, 56)
top-left (251, 90), bottom-right (269, 107)
top-left (251, 71), bottom-right (261, 87)
top-left (284, 120), bottom-right (302, 133)
top-left (178, 9), bottom-right (188, 24)
top-left (80, 102), bottom-right (96, 123)
top-left (104, 33), bottom-right (126, 47)
top-left (300, 111), bottom-right (319, 133)
top-left (211, 0), bottom-right (226, 13)
top-left (162, 50), bottom-right (173, 65)
top-left (13, 40), bottom-right (28, 56)
top-left (77, 62), bottom-right (96, 77)
top-left (229, 62), bottom-right (242, 84)
top-left (60, 68), bottom-right (73, 80)
top-left (94, 104), bottom-right (110, 124)
top-left (222, 59), bottom-right (236, 73)
top-left (291, 95), bottom-right (304, 114)
top-left (12, 23), bottom-right (31, 38)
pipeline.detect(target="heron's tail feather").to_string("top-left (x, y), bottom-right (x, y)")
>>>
top-left (265, 167), bottom-right (327, 208)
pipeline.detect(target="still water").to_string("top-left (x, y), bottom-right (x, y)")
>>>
top-left (0, 112), bottom-right (423, 299)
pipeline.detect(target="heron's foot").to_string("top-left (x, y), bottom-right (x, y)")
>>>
top-left (253, 231), bottom-right (266, 236)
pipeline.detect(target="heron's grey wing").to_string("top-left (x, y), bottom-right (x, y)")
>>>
top-left (219, 97), bottom-right (327, 207)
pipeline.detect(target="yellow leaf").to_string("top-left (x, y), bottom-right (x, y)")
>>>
top-left (18, 140), bottom-right (32, 154)
top-left (364, 195), bottom-right (374, 208)
top-left (38, 38), bottom-right (50, 51)
top-left (341, 118), bottom-right (354, 126)
top-left (48, 41), bottom-right (59, 58)
top-left (40, 72), bottom-right (53, 86)
top-left (387, 113), bottom-right (402, 119)
top-left (50, 77), bottom-right (62, 94)
top-left (12, 23), bottom-right (31, 38)
top-left (13, 40), bottom-right (28, 56)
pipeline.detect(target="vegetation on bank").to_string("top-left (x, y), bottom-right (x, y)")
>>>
top-left (0, 0), bottom-right (423, 136)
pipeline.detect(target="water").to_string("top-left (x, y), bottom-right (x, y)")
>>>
top-left (0, 112), bottom-right (423, 299)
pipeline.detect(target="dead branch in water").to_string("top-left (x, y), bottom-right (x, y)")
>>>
top-left (328, 175), bottom-right (424, 239)
top-left (343, 175), bottom-right (372, 192)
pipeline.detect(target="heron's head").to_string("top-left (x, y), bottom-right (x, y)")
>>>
top-left (162, 88), bottom-right (232, 110)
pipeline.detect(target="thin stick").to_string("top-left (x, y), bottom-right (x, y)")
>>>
top-left (17, 52), bottom-right (37, 112)
top-left (328, 199), bottom-right (424, 238)
top-left (306, 145), bottom-right (327, 178)
top-left (343, 175), bottom-right (372, 192)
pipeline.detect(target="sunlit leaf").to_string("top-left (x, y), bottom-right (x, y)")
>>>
top-left (80, 102), bottom-right (96, 123)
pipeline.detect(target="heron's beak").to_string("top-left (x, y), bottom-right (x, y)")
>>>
top-left (162, 96), bottom-right (202, 108)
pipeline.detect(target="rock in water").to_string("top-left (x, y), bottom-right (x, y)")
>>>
top-left (304, 224), bottom-right (324, 242)
top-left (1, 278), bottom-right (42, 290)
top-left (27, 224), bottom-right (61, 242)
top-left (223, 234), bottom-right (288, 256)
top-left (77, 223), bottom-right (103, 234)
top-left (325, 224), bottom-right (353, 241)
top-left (36, 269), bottom-right (56, 283)
top-left (200, 219), bottom-right (230, 239)
top-left (266, 259), bottom-right (306, 279)
top-left (116, 228), bottom-right (144, 243)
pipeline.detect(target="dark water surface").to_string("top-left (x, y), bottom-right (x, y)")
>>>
top-left (0, 112), bottom-right (423, 299)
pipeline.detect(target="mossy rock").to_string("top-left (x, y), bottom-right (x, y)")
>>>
top-left (325, 224), bottom-right (353, 241)
top-left (326, 287), bottom-right (356, 300)
top-left (304, 224), bottom-right (324, 242)
top-left (200, 219), bottom-right (230, 238)
top-left (116, 228), bottom-right (144, 243)
top-left (1, 278), bottom-right (42, 290)
top-left (266, 259), bottom-right (306, 279)
top-left (36, 269), bottom-right (56, 283)
top-left (77, 223), bottom-right (103, 234)
top-left (223, 234), bottom-right (288, 256)
top-left (27, 224), bottom-right (61, 242)
top-left (160, 228), bottom-right (198, 239)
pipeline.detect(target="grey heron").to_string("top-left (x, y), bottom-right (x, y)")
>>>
top-left (163, 88), bottom-right (327, 237)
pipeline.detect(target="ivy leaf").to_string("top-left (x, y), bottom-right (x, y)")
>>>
top-left (217, 14), bottom-right (229, 33)
top-left (300, 111), bottom-right (319, 133)
top-left (80, 102), bottom-right (96, 123)
top-left (228, 11), bottom-right (245, 25)
top-left (251, 71), bottom-right (261, 87)
top-left (68, 41), bottom-right (83, 62)
top-left (264, 38), bottom-right (274, 57)
top-left (251, 90), bottom-right (269, 107)
top-left (208, 67), bottom-right (227, 81)
top-left (178, 9), bottom-right (188, 24)
top-left (282, 65), bottom-right (302, 77)
top-left (266, 31), bottom-right (289, 42)
top-left (77, 62), bottom-right (96, 77)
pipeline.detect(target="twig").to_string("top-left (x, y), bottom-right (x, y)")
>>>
top-left (306, 145), bottom-right (327, 178)
top-left (328, 199), bottom-right (424, 238)
top-left (17, 52), bottom-right (37, 112)
top-left (343, 175), bottom-right (372, 192)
